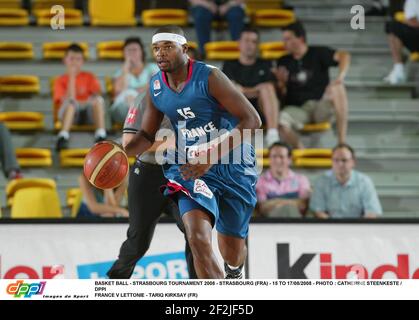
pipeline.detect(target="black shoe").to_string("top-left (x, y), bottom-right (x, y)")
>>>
top-left (56, 136), bottom-right (69, 151)
top-left (224, 262), bottom-right (244, 279)
top-left (95, 135), bottom-right (107, 143)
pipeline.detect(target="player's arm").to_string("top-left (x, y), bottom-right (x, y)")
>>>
top-left (208, 67), bottom-right (262, 156)
top-left (124, 92), bottom-right (164, 157)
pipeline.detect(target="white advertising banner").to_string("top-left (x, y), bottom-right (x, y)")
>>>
top-left (0, 223), bottom-right (193, 279)
top-left (248, 223), bottom-right (419, 279)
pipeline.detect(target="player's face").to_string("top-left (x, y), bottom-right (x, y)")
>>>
top-left (239, 31), bottom-right (259, 59)
top-left (152, 41), bottom-right (185, 72)
top-left (282, 31), bottom-right (304, 54)
top-left (269, 146), bottom-right (291, 172)
top-left (332, 148), bottom-right (355, 177)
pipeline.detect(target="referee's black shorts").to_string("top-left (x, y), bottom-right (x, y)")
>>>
top-left (385, 20), bottom-right (419, 52)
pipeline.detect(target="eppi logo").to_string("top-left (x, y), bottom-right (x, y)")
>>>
top-left (6, 280), bottom-right (46, 298)
top-left (277, 243), bottom-right (419, 279)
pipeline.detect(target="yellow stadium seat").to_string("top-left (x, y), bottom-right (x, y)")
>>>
top-left (60, 148), bottom-right (89, 167)
top-left (253, 9), bottom-right (295, 27)
top-left (6, 178), bottom-right (57, 206)
top-left (410, 52), bottom-right (419, 62)
top-left (43, 41), bottom-right (89, 59)
top-left (0, 75), bottom-right (40, 94)
top-left (0, 42), bottom-right (33, 59)
top-left (205, 41), bottom-right (239, 60)
top-left (89, 0), bottom-right (136, 26)
top-left (259, 41), bottom-right (287, 60)
top-left (292, 148), bottom-right (332, 168)
top-left (0, 0), bottom-right (22, 9)
top-left (245, 0), bottom-right (282, 15)
top-left (394, 11), bottom-right (405, 22)
top-left (35, 8), bottom-right (83, 26)
top-left (32, 0), bottom-right (74, 10)
top-left (187, 41), bottom-right (198, 50)
top-left (96, 40), bottom-right (124, 59)
top-left (301, 122), bottom-right (331, 133)
top-left (67, 188), bottom-right (81, 207)
top-left (11, 187), bottom-right (62, 218)
top-left (16, 148), bottom-right (52, 167)
top-left (0, 8), bottom-right (29, 26)
top-left (0, 111), bottom-right (44, 130)
top-left (142, 9), bottom-right (188, 27)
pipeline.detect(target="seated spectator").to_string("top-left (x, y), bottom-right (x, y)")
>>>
top-left (272, 22), bottom-right (351, 149)
top-left (0, 123), bottom-right (22, 180)
top-left (189, 0), bottom-right (245, 57)
top-left (54, 44), bottom-right (107, 151)
top-left (111, 37), bottom-right (159, 124)
top-left (256, 142), bottom-right (311, 217)
top-left (77, 173), bottom-right (128, 218)
top-left (309, 144), bottom-right (383, 219)
top-left (222, 27), bottom-right (280, 146)
top-left (384, 0), bottom-right (419, 84)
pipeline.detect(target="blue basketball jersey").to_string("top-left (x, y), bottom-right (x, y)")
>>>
top-left (150, 60), bottom-right (243, 163)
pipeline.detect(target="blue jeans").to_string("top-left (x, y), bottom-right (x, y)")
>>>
top-left (191, 5), bottom-right (245, 55)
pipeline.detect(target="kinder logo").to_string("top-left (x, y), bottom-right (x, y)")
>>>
top-left (77, 251), bottom-right (188, 279)
top-left (277, 243), bottom-right (419, 279)
top-left (6, 280), bottom-right (46, 298)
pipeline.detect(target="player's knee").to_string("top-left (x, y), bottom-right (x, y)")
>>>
top-left (187, 232), bottom-right (212, 255)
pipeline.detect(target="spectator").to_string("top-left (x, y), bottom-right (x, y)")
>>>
top-left (54, 44), bottom-right (107, 151)
top-left (272, 22), bottom-right (351, 149)
top-left (0, 123), bottom-right (22, 180)
top-left (222, 27), bottom-right (280, 146)
top-left (384, 0), bottom-right (419, 84)
top-left (309, 144), bottom-right (383, 219)
top-left (189, 0), bottom-right (246, 56)
top-left (256, 142), bottom-right (311, 217)
top-left (111, 37), bottom-right (159, 124)
top-left (77, 174), bottom-right (128, 218)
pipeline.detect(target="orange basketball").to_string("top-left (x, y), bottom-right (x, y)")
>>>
top-left (83, 141), bottom-right (129, 190)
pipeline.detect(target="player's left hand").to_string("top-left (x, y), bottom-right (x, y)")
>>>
top-left (179, 163), bottom-right (212, 180)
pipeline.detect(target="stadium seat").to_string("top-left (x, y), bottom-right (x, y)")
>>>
top-left (410, 52), bottom-right (419, 62)
top-left (245, 0), bottom-right (282, 15)
top-left (0, 42), bottom-right (33, 59)
top-left (11, 187), bottom-right (63, 218)
top-left (292, 148), bottom-right (332, 168)
top-left (0, 8), bottom-right (29, 26)
top-left (252, 9), bottom-right (295, 27)
top-left (89, 0), bottom-right (136, 26)
top-left (0, 111), bottom-right (44, 130)
top-left (96, 41), bottom-right (124, 59)
top-left (0, 0), bottom-right (21, 9)
top-left (60, 148), bottom-right (89, 167)
top-left (35, 8), bottom-right (83, 26)
top-left (43, 41), bottom-right (89, 59)
top-left (32, 0), bottom-right (75, 10)
top-left (15, 148), bottom-right (52, 167)
top-left (300, 122), bottom-right (331, 133)
top-left (67, 188), bottom-right (82, 217)
top-left (259, 41), bottom-right (287, 60)
top-left (6, 178), bottom-right (57, 206)
top-left (0, 75), bottom-right (40, 94)
top-left (141, 9), bottom-right (188, 27)
top-left (204, 41), bottom-right (239, 60)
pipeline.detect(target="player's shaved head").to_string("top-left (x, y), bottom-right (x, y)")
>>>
top-left (154, 25), bottom-right (185, 36)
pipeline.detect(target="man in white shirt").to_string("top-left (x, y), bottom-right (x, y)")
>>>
top-left (384, 0), bottom-right (419, 84)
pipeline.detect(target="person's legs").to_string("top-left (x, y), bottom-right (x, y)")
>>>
top-left (278, 106), bottom-right (308, 149)
top-left (217, 232), bottom-right (247, 268)
top-left (191, 5), bottom-right (214, 56)
top-left (56, 100), bottom-right (77, 151)
top-left (0, 123), bottom-right (20, 178)
top-left (257, 82), bottom-right (280, 145)
top-left (224, 5), bottom-right (245, 40)
top-left (107, 162), bottom-right (167, 279)
top-left (323, 83), bottom-right (348, 144)
top-left (384, 21), bottom-right (408, 83)
top-left (89, 96), bottom-right (107, 141)
top-left (181, 208), bottom-right (223, 279)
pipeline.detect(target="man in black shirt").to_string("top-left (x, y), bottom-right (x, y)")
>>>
top-left (223, 27), bottom-right (280, 146)
top-left (272, 22), bottom-right (351, 149)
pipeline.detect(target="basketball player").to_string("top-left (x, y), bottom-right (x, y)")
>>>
top-left (124, 26), bottom-right (262, 279)
top-left (107, 93), bottom-right (197, 279)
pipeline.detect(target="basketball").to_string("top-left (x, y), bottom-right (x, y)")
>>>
top-left (83, 141), bottom-right (129, 190)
